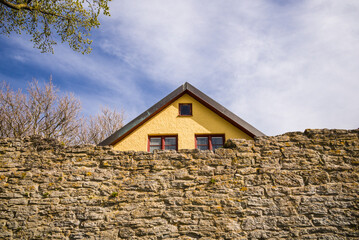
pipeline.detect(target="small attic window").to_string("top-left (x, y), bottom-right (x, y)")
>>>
top-left (179, 103), bottom-right (192, 116)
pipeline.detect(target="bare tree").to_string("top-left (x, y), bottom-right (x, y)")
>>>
top-left (0, 78), bottom-right (82, 143)
top-left (0, 83), bottom-right (30, 138)
top-left (0, 79), bottom-right (125, 145)
top-left (76, 107), bottom-right (124, 145)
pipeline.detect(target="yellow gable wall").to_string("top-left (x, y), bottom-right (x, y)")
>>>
top-left (113, 94), bottom-right (252, 151)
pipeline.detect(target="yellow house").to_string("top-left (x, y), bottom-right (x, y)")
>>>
top-left (99, 82), bottom-right (265, 151)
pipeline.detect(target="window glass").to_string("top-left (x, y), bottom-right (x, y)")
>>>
top-left (212, 137), bottom-right (223, 145)
top-left (197, 137), bottom-right (208, 145)
top-left (197, 145), bottom-right (209, 150)
top-left (164, 137), bottom-right (176, 145)
top-left (150, 137), bottom-right (161, 145)
top-left (212, 136), bottom-right (224, 150)
top-left (165, 145), bottom-right (176, 150)
top-left (149, 137), bottom-right (161, 152)
top-left (179, 104), bottom-right (192, 116)
top-left (196, 137), bottom-right (208, 150)
top-left (164, 137), bottom-right (176, 150)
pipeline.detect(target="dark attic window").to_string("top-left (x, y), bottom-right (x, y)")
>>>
top-left (179, 103), bottom-right (192, 116)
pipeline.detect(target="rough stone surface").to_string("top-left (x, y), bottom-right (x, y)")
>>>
top-left (0, 129), bottom-right (358, 239)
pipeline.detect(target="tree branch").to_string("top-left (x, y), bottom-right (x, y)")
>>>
top-left (0, 0), bottom-right (29, 11)
top-left (0, 0), bottom-right (72, 21)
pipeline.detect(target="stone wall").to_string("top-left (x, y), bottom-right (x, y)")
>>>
top-left (0, 129), bottom-right (358, 239)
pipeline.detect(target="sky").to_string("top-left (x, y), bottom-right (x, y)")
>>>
top-left (1, 0), bottom-right (358, 136)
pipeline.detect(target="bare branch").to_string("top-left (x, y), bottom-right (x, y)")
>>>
top-left (75, 106), bottom-right (125, 145)
top-left (0, 79), bottom-right (125, 145)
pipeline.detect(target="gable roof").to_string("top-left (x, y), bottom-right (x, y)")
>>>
top-left (98, 82), bottom-right (265, 146)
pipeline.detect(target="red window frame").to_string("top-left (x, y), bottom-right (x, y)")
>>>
top-left (148, 135), bottom-right (178, 152)
top-left (195, 134), bottom-right (225, 151)
top-left (179, 103), bottom-right (192, 116)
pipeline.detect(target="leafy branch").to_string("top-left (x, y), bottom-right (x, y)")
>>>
top-left (0, 0), bottom-right (111, 53)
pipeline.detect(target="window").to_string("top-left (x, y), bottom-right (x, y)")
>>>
top-left (195, 135), bottom-right (224, 151)
top-left (148, 136), bottom-right (177, 152)
top-left (179, 103), bottom-right (192, 116)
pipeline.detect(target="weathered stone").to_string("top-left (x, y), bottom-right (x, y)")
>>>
top-left (173, 168), bottom-right (194, 180)
top-left (277, 215), bottom-right (312, 228)
top-left (305, 171), bottom-right (330, 185)
top-left (118, 227), bottom-right (135, 238)
top-left (8, 198), bottom-right (28, 205)
top-left (272, 171), bottom-right (304, 187)
top-left (0, 129), bottom-right (357, 239)
top-left (242, 216), bottom-right (278, 231)
top-left (298, 202), bottom-right (328, 215)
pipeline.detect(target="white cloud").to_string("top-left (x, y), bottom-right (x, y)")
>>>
top-left (12, 55), bottom-right (26, 63)
top-left (2, 0), bottom-right (358, 135)
top-left (97, 0), bottom-right (359, 135)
